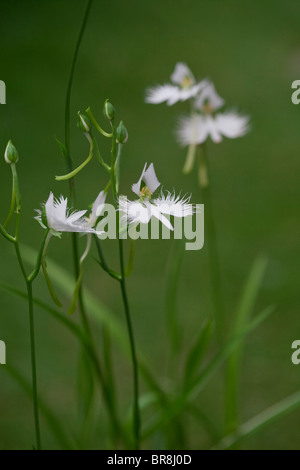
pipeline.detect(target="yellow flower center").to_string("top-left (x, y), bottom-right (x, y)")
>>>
top-left (180, 76), bottom-right (192, 89)
top-left (140, 186), bottom-right (152, 199)
top-left (202, 101), bottom-right (214, 114)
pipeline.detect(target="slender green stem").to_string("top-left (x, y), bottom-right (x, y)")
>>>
top-left (15, 246), bottom-right (42, 450)
top-left (3, 165), bottom-right (16, 229)
top-left (26, 281), bottom-right (42, 450)
top-left (198, 144), bottom-right (225, 343)
top-left (86, 107), bottom-right (113, 138)
top-left (115, 143), bottom-right (123, 194)
top-left (0, 223), bottom-right (15, 243)
top-left (6, 159), bottom-right (43, 449)
top-left (118, 238), bottom-right (140, 449)
top-left (28, 229), bottom-right (50, 283)
top-left (90, 134), bottom-right (111, 171)
top-left (62, 1), bottom-right (125, 446)
top-left (94, 236), bottom-right (121, 281)
top-left (55, 150), bottom-right (93, 181)
top-left (110, 126), bottom-right (118, 202)
top-left (108, 121), bottom-right (140, 449)
top-left (63, 0), bottom-right (95, 352)
top-left (11, 163), bottom-right (21, 214)
top-left (14, 241), bottom-right (28, 280)
top-left (63, 0), bottom-right (94, 339)
top-left (65, 0), bottom-right (94, 158)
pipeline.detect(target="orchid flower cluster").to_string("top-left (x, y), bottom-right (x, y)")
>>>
top-left (146, 62), bottom-right (250, 176)
top-left (0, 52), bottom-right (296, 452)
top-left (0, 95), bottom-right (196, 451)
top-left (35, 127), bottom-right (193, 239)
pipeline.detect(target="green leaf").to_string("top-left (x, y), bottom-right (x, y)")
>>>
top-left (42, 258), bottom-right (62, 307)
top-left (187, 305), bottom-right (275, 410)
top-left (186, 403), bottom-right (221, 442)
top-left (225, 255), bottom-right (268, 434)
top-left (214, 389), bottom-right (300, 450)
top-left (76, 348), bottom-right (96, 447)
top-left (183, 319), bottom-right (213, 387)
top-left (54, 136), bottom-right (68, 160)
top-left (143, 305), bottom-right (275, 439)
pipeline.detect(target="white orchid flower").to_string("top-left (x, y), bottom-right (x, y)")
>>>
top-left (119, 163), bottom-right (194, 231)
top-left (177, 111), bottom-right (250, 146)
top-left (35, 192), bottom-right (104, 234)
top-left (145, 62), bottom-right (207, 106)
top-left (177, 81), bottom-right (250, 146)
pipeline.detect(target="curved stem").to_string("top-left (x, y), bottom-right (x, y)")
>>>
top-left (90, 134), bottom-right (111, 171)
top-left (0, 223), bottom-right (15, 243)
top-left (55, 150), bottom-right (93, 181)
top-left (28, 229), bottom-right (50, 283)
top-left (86, 107), bottom-right (113, 138)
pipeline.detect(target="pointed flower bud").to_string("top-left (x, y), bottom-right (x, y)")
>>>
top-left (103, 100), bottom-right (115, 121)
top-left (116, 120), bottom-right (128, 144)
top-left (77, 111), bottom-right (91, 133)
top-left (4, 140), bottom-right (19, 165)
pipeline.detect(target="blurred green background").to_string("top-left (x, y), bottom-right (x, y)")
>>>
top-left (0, 0), bottom-right (300, 450)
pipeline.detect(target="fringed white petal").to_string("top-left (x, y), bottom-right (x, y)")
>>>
top-left (145, 82), bottom-right (205, 106)
top-left (214, 111), bottom-right (250, 139)
top-left (153, 191), bottom-right (194, 218)
top-left (36, 192), bottom-right (101, 234)
top-left (145, 84), bottom-right (179, 104)
top-left (177, 115), bottom-right (211, 145)
top-left (177, 111), bottom-right (249, 145)
top-left (177, 115), bottom-right (201, 147)
top-left (67, 210), bottom-right (87, 224)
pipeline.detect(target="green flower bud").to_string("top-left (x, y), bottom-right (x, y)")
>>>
top-left (103, 100), bottom-right (115, 121)
top-left (77, 111), bottom-right (91, 133)
top-left (116, 121), bottom-right (128, 144)
top-left (4, 140), bottom-right (19, 164)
